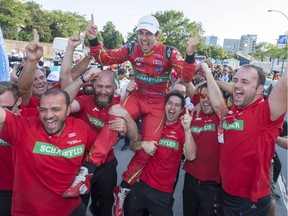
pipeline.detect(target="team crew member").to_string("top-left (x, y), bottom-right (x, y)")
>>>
top-left (66, 14), bottom-right (199, 215)
top-left (0, 82), bottom-right (24, 216)
top-left (0, 89), bottom-right (97, 215)
top-left (62, 66), bottom-right (138, 216)
top-left (208, 64), bottom-right (287, 215)
top-left (125, 91), bottom-right (196, 216)
top-left (0, 30), bottom-right (99, 216)
top-left (17, 30), bottom-right (48, 108)
top-left (183, 63), bottom-right (225, 215)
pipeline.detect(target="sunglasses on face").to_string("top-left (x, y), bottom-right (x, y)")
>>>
top-left (129, 74), bottom-right (135, 77)
top-left (199, 93), bottom-right (209, 99)
top-left (2, 97), bottom-right (19, 111)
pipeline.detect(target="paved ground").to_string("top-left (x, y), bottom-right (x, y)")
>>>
top-left (87, 139), bottom-right (288, 216)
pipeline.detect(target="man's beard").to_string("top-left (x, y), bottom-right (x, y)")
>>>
top-left (94, 93), bottom-right (113, 108)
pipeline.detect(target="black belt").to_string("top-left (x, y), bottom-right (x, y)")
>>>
top-left (189, 174), bottom-right (221, 187)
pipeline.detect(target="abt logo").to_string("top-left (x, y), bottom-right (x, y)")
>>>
top-left (134, 57), bottom-right (144, 62)
top-left (153, 60), bottom-right (164, 65)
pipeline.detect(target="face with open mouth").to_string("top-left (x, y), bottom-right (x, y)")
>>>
top-left (165, 96), bottom-right (183, 124)
top-left (232, 68), bottom-right (262, 108)
top-left (200, 87), bottom-right (214, 115)
top-left (32, 69), bottom-right (48, 98)
top-left (39, 94), bottom-right (70, 136)
top-left (138, 29), bottom-right (158, 53)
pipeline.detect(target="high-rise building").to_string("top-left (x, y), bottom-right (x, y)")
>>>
top-left (223, 39), bottom-right (240, 54)
top-left (239, 34), bottom-right (257, 54)
top-left (204, 36), bottom-right (219, 46)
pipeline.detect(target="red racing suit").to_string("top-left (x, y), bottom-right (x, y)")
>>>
top-left (90, 40), bottom-right (197, 184)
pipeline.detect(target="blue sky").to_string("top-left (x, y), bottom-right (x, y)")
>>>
top-left (27, 0), bottom-right (287, 45)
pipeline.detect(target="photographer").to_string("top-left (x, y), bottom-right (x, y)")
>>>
top-left (10, 57), bottom-right (27, 82)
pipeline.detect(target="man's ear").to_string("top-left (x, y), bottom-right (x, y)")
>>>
top-left (256, 84), bottom-right (264, 95)
top-left (17, 97), bottom-right (23, 107)
top-left (155, 31), bottom-right (161, 39)
top-left (66, 105), bottom-right (71, 116)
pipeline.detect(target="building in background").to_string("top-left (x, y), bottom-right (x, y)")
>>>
top-left (223, 39), bottom-right (240, 54)
top-left (239, 34), bottom-right (257, 54)
top-left (204, 36), bottom-right (219, 46)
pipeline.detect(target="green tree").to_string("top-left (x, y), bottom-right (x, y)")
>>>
top-left (0, 0), bottom-right (28, 39)
top-left (101, 21), bottom-right (124, 49)
top-left (209, 46), bottom-right (228, 60)
top-left (250, 42), bottom-right (269, 62)
top-left (18, 1), bottom-right (52, 42)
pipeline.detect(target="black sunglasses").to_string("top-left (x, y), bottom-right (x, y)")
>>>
top-left (2, 97), bottom-right (19, 111)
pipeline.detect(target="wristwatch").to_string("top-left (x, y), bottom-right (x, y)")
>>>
top-left (80, 73), bottom-right (86, 83)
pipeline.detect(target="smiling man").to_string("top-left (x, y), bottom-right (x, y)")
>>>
top-left (206, 64), bottom-right (287, 215)
top-left (182, 63), bottom-right (225, 216)
top-left (0, 31), bottom-right (97, 216)
top-left (82, 14), bottom-right (199, 215)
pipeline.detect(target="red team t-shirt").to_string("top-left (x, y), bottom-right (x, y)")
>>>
top-left (220, 98), bottom-right (284, 201)
top-left (0, 111), bottom-right (96, 216)
top-left (76, 94), bottom-right (120, 163)
top-left (0, 108), bottom-right (38, 191)
top-left (183, 112), bottom-right (221, 183)
top-left (140, 120), bottom-right (186, 193)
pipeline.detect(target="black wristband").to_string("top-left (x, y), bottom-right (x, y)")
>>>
top-left (185, 53), bottom-right (196, 64)
top-left (89, 38), bottom-right (100, 46)
top-left (80, 74), bottom-right (86, 83)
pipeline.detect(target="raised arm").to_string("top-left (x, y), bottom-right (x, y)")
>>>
top-left (86, 14), bottom-right (99, 41)
top-left (18, 29), bottom-right (43, 105)
top-left (69, 56), bottom-right (93, 81)
top-left (60, 36), bottom-right (86, 89)
top-left (202, 63), bottom-right (228, 116)
top-left (64, 67), bottom-right (100, 112)
top-left (268, 70), bottom-right (288, 121)
top-left (181, 108), bottom-right (196, 161)
top-left (216, 80), bottom-right (233, 94)
top-left (185, 81), bottom-right (195, 100)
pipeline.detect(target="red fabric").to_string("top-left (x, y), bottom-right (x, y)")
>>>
top-left (76, 95), bottom-right (120, 164)
top-left (191, 93), bottom-right (200, 107)
top-left (24, 84), bottom-right (61, 108)
top-left (140, 120), bottom-right (185, 193)
top-left (122, 149), bottom-right (151, 185)
top-left (220, 98), bottom-right (284, 201)
top-left (0, 112), bottom-right (96, 215)
top-left (25, 95), bottom-right (40, 108)
top-left (90, 42), bottom-right (197, 99)
top-left (0, 144), bottom-right (13, 190)
top-left (183, 112), bottom-right (221, 183)
top-left (89, 42), bottom-right (196, 182)
top-left (0, 108), bottom-right (38, 191)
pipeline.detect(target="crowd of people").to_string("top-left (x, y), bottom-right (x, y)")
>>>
top-left (0, 14), bottom-right (287, 216)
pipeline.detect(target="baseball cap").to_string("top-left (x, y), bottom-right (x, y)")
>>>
top-left (47, 71), bottom-right (60, 83)
top-left (136, 15), bottom-right (159, 34)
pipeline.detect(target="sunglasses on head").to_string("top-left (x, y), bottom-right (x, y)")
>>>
top-left (199, 93), bottom-right (208, 99)
top-left (2, 97), bottom-right (19, 111)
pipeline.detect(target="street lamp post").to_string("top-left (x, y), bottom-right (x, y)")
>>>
top-left (267, 9), bottom-right (288, 75)
top-left (268, 10), bottom-right (288, 21)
